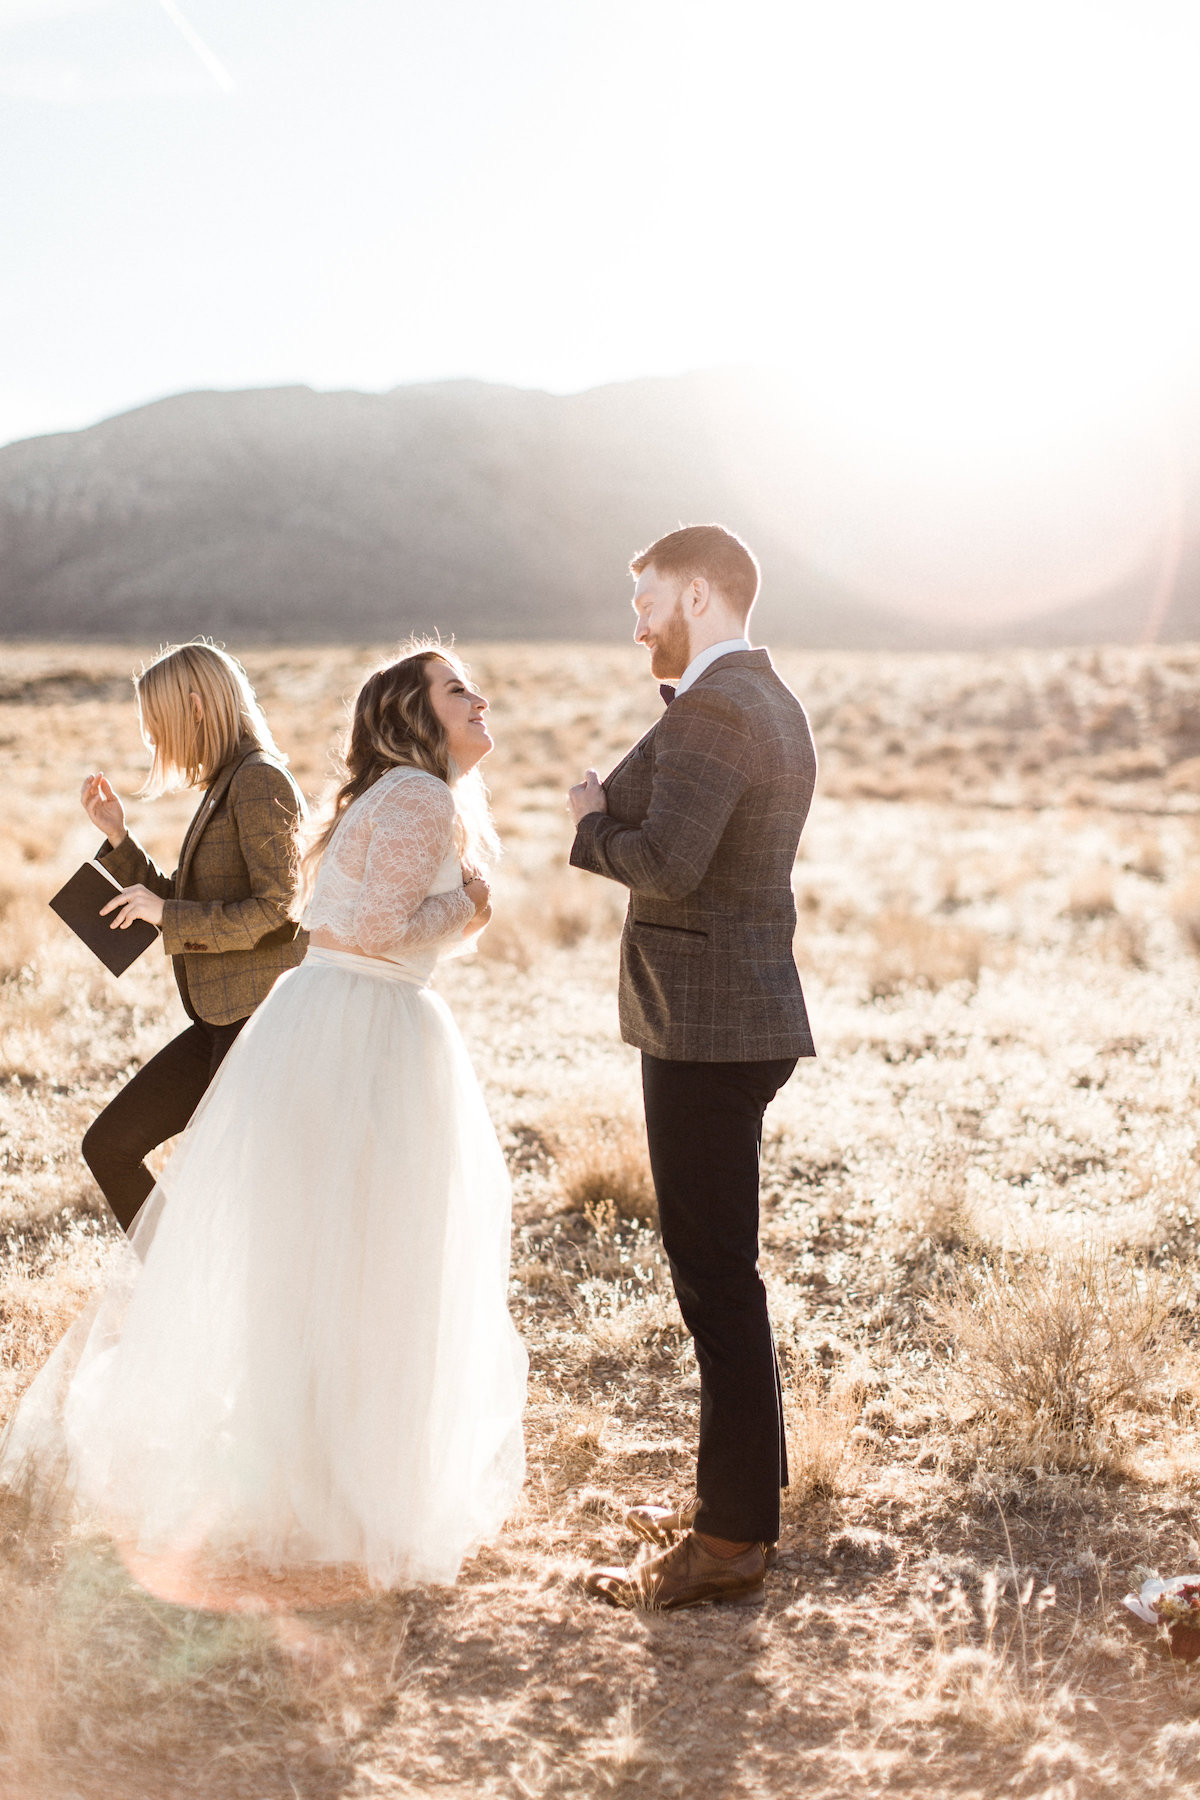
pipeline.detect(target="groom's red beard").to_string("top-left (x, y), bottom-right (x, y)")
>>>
top-left (646, 601), bottom-right (691, 681)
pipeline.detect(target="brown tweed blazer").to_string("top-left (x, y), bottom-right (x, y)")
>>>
top-left (570, 648), bottom-right (817, 1062)
top-left (99, 747), bottom-right (307, 1027)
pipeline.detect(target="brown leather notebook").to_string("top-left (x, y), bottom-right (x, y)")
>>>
top-left (49, 859), bottom-right (159, 976)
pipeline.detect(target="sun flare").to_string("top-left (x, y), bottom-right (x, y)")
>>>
top-left (729, 0), bottom-right (1200, 464)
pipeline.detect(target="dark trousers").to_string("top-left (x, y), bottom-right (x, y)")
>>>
top-left (641, 1052), bottom-right (798, 1544)
top-left (82, 1015), bottom-right (248, 1231)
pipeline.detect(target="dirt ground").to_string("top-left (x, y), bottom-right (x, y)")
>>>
top-left (3, 639), bottom-right (1200, 1798)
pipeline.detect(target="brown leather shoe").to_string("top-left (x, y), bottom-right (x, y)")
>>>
top-left (624, 1494), bottom-right (700, 1545)
top-left (585, 1532), bottom-right (767, 1612)
top-left (625, 1496), bottom-right (779, 1568)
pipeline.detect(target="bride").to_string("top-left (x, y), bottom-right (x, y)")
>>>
top-left (2, 645), bottom-right (527, 1593)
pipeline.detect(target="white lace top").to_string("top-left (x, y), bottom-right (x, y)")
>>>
top-left (302, 767), bottom-right (474, 967)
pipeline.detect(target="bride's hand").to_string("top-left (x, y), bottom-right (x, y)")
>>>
top-left (460, 867), bottom-right (491, 938)
top-left (461, 900), bottom-right (492, 940)
top-left (462, 871), bottom-right (491, 916)
top-left (81, 773), bottom-right (127, 848)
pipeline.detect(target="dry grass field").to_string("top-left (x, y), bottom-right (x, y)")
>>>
top-left (4, 638), bottom-right (1200, 1799)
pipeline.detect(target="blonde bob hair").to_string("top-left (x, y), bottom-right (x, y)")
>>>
top-left (298, 642), bottom-right (498, 913)
top-left (135, 641), bottom-right (286, 796)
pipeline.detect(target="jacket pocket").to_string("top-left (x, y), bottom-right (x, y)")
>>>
top-left (631, 921), bottom-right (707, 956)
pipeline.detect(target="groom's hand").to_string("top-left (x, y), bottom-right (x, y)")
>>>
top-left (568, 770), bottom-right (607, 825)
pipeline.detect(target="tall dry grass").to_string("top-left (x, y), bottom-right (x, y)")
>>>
top-left (869, 911), bottom-right (986, 998)
top-left (908, 1562), bottom-right (1075, 1746)
top-left (544, 1107), bottom-right (657, 1226)
top-left (1171, 873), bottom-right (1200, 952)
top-left (781, 1370), bottom-right (865, 1510)
top-left (928, 1242), bottom-right (1179, 1470)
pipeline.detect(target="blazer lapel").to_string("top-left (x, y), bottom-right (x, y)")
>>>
top-left (175, 750), bottom-right (252, 897)
top-left (603, 720), bottom-right (659, 793)
top-left (602, 651), bottom-right (766, 798)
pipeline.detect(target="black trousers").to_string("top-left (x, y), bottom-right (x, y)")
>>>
top-left (82, 1015), bottom-right (249, 1232)
top-left (641, 1052), bottom-right (798, 1544)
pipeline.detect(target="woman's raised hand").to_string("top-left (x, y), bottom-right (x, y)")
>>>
top-left (462, 868), bottom-right (491, 916)
top-left (81, 773), bottom-right (127, 848)
top-left (460, 866), bottom-right (492, 938)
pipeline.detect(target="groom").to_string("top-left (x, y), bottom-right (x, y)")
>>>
top-left (568, 523), bottom-right (817, 1610)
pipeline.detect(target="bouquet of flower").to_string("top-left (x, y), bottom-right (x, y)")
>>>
top-left (1123, 1575), bottom-right (1200, 1658)
top-left (1152, 1580), bottom-right (1200, 1626)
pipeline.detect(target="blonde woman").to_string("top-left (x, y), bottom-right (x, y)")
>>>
top-left (80, 642), bottom-right (306, 1231)
top-left (4, 646), bottom-right (525, 1594)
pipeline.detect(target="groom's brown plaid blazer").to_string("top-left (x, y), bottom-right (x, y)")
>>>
top-left (570, 648), bottom-right (817, 1062)
top-left (99, 746), bottom-right (306, 1026)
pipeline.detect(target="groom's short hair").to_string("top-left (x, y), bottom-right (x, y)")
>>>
top-left (630, 524), bottom-right (760, 620)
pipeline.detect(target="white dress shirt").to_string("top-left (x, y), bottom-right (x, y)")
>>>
top-left (674, 637), bottom-right (752, 697)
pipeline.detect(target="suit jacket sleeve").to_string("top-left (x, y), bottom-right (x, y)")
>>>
top-left (159, 762), bottom-right (302, 956)
top-left (97, 833), bottom-right (176, 898)
top-left (570, 686), bottom-right (752, 900)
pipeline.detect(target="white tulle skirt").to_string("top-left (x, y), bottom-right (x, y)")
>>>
top-left (1, 948), bottom-right (527, 1590)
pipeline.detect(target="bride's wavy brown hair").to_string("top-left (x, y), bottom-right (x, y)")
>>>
top-left (296, 643), bottom-right (498, 913)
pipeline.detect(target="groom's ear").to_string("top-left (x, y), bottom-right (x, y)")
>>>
top-left (684, 576), bottom-right (711, 617)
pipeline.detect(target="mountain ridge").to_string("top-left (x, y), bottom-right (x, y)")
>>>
top-left (0, 373), bottom-right (1192, 648)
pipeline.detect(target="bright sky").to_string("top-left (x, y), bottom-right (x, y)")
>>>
top-left (4, 0), bottom-right (1200, 620)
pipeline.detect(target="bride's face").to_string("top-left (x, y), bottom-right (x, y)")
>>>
top-left (426, 660), bottom-right (493, 771)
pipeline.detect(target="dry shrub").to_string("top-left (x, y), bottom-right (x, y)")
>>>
top-left (781, 1369), bottom-right (864, 1511)
top-left (546, 1110), bottom-right (656, 1225)
top-left (0, 864), bottom-right (33, 917)
top-left (1126, 1148), bottom-right (1200, 1264)
top-left (576, 1276), bottom-right (680, 1359)
top-left (910, 1570), bottom-right (1073, 1746)
top-left (477, 876), bottom-right (624, 968)
top-left (0, 1267), bottom-right (96, 1375)
top-left (0, 1222), bottom-right (114, 1410)
top-left (1171, 874), bottom-right (1200, 953)
top-left (537, 875), bottom-right (623, 950)
top-left (568, 1202), bottom-right (680, 1357)
top-left (0, 897), bottom-right (47, 981)
top-left (869, 911), bottom-right (984, 998)
top-left (544, 895), bottom-right (591, 950)
top-left (543, 1405), bottom-right (610, 1488)
top-left (1128, 831), bottom-right (1165, 881)
top-left (920, 1643), bottom-right (1045, 1741)
top-left (509, 1253), bottom-right (561, 1292)
top-left (1099, 913), bottom-right (1147, 968)
top-left (474, 909), bottom-right (534, 971)
top-left (1156, 1719), bottom-right (1200, 1777)
top-left (1168, 755), bottom-right (1200, 793)
top-left (1063, 869), bottom-right (1117, 919)
top-left (891, 1137), bottom-right (975, 1260)
top-left (928, 1243), bottom-right (1177, 1469)
top-left (577, 1694), bottom-right (660, 1784)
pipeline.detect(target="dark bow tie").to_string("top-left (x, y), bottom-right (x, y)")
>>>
top-left (659, 683), bottom-right (676, 707)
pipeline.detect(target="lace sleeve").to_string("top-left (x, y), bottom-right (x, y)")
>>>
top-left (353, 776), bottom-right (475, 956)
